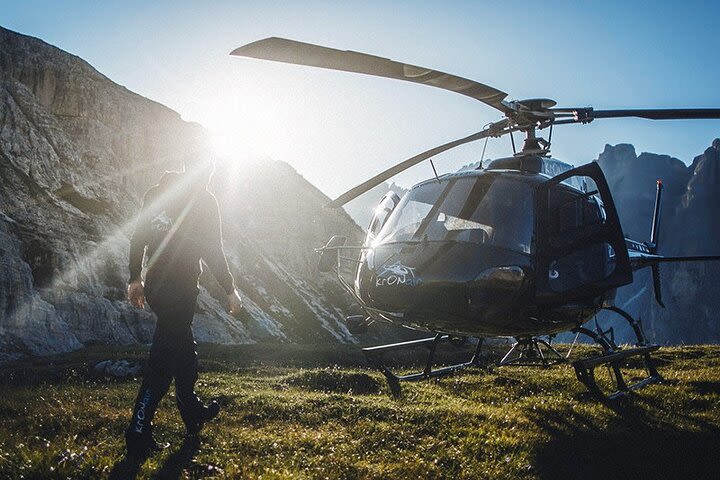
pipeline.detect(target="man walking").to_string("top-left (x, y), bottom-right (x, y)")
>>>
top-left (125, 159), bottom-right (243, 458)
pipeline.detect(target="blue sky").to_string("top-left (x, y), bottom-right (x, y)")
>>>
top-left (3, 0), bottom-right (720, 198)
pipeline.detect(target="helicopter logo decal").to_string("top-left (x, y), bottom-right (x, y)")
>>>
top-left (376, 262), bottom-right (422, 287)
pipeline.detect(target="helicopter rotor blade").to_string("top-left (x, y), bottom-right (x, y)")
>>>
top-left (572, 108), bottom-right (720, 122)
top-left (327, 122), bottom-right (508, 208)
top-left (231, 37), bottom-right (510, 113)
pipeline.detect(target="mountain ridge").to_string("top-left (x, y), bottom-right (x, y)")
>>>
top-left (594, 141), bottom-right (720, 343)
top-left (0, 25), bottom-right (368, 362)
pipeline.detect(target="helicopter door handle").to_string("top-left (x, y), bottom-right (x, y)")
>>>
top-left (549, 261), bottom-right (560, 280)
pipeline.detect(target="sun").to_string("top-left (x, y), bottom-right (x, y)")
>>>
top-left (203, 87), bottom-right (290, 163)
top-left (208, 115), bottom-right (269, 161)
top-left (210, 127), bottom-right (254, 160)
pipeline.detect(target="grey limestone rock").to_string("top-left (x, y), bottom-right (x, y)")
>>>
top-left (595, 141), bottom-right (720, 343)
top-left (92, 359), bottom-right (142, 378)
top-left (0, 26), bottom-right (364, 361)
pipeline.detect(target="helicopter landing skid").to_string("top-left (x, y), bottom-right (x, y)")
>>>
top-left (497, 336), bottom-right (566, 367)
top-left (571, 306), bottom-right (663, 401)
top-left (362, 334), bottom-right (484, 397)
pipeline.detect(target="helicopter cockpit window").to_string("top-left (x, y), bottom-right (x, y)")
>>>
top-left (365, 192), bottom-right (400, 245)
top-left (374, 176), bottom-right (533, 254)
top-left (547, 181), bottom-right (606, 238)
top-left (545, 179), bottom-right (616, 292)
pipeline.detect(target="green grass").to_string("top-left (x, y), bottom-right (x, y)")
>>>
top-left (0, 344), bottom-right (719, 479)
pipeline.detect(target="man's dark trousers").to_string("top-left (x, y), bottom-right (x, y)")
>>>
top-left (127, 282), bottom-right (205, 437)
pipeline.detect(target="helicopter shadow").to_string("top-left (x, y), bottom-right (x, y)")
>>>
top-left (529, 397), bottom-right (720, 480)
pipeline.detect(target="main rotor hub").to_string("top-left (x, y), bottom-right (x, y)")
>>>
top-left (504, 99), bottom-right (557, 152)
top-left (513, 98), bottom-right (557, 111)
top-left (515, 127), bottom-right (550, 156)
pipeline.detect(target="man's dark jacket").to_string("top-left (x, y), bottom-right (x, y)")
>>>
top-left (128, 171), bottom-right (234, 296)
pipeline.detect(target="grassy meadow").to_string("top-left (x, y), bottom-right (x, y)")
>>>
top-left (0, 343), bottom-right (719, 479)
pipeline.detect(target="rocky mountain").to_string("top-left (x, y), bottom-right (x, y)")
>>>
top-left (595, 142), bottom-right (720, 344)
top-left (0, 26), bottom-right (369, 362)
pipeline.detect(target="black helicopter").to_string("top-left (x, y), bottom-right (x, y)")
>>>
top-left (231, 38), bottom-right (720, 399)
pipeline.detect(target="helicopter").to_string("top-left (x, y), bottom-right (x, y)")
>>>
top-left (231, 37), bottom-right (720, 400)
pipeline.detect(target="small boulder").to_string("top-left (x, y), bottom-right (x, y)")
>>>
top-left (92, 359), bottom-right (142, 378)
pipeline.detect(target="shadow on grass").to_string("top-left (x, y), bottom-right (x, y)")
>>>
top-left (108, 454), bottom-right (143, 480)
top-left (152, 436), bottom-right (201, 479)
top-left (530, 399), bottom-right (720, 480)
top-left (690, 381), bottom-right (720, 395)
top-left (108, 437), bottom-right (200, 480)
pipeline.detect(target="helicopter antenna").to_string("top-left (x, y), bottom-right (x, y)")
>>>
top-left (510, 131), bottom-right (517, 154)
top-left (429, 159), bottom-right (440, 183)
top-left (480, 133), bottom-right (490, 165)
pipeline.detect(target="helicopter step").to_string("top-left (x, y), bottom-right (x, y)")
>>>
top-left (570, 305), bottom-right (664, 401)
top-left (572, 344), bottom-right (662, 401)
top-left (362, 334), bottom-right (484, 397)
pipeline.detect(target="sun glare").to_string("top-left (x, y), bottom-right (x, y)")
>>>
top-left (208, 116), bottom-right (271, 161)
top-left (201, 84), bottom-right (292, 163)
top-left (210, 127), bottom-right (253, 159)
top-left (186, 66), bottom-right (339, 196)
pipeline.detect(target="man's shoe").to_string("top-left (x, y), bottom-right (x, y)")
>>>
top-left (186, 400), bottom-right (220, 437)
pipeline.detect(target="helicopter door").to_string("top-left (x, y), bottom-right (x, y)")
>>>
top-left (535, 162), bottom-right (632, 302)
top-left (364, 191), bottom-right (401, 246)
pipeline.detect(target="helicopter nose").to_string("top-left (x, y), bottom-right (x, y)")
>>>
top-left (468, 266), bottom-right (527, 311)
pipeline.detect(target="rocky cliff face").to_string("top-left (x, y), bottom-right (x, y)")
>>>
top-left (0, 26), bottom-right (365, 362)
top-left (595, 142), bottom-right (720, 344)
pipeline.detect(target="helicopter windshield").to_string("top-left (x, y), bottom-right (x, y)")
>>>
top-left (375, 176), bottom-right (533, 253)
